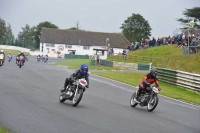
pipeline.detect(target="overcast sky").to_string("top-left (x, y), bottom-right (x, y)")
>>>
top-left (0, 0), bottom-right (200, 39)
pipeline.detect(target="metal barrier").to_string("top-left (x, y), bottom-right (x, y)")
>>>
top-left (157, 68), bottom-right (200, 91)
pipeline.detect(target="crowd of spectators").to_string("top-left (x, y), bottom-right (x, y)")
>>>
top-left (126, 33), bottom-right (200, 54)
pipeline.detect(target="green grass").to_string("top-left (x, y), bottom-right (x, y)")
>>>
top-left (55, 59), bottom-right (121, 70)
top-left (2, 49), bottom-right (30, 56)
top-left (92, 71), bottom-right (200, 105)
top-left (108, 45), bottom-right (200, 74)
top-left (0, 127), bottom-right (10, 133)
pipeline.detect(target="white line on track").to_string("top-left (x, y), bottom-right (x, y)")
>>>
top-left (163, 100), bottom-right (200, 110)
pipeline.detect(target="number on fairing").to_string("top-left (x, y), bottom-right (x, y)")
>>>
top-left (79, 79), bottom-right (87, 87)
top-left (153, 87), bottom-right (159, 93)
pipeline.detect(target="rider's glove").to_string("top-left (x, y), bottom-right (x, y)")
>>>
top-left (158, 87), bottom-right (161, 91)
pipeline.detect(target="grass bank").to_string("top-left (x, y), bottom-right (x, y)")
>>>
top-left (55, 59), bottom-right (121, 70)
top-left (2, 49), bottom-right (30, 56)
top-left (92, 71), bottom-right (200, 105)
top-left (0, 127), bottom-right (10, 133)
top-left (108, 45), bottom-right (200, 74)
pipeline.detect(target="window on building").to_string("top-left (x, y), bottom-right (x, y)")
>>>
top-left (83, 46), bottom-right (90, 50)
top-left (65, 44), bottom-right (72, 49)
top-left (46, 43), bottom-right (55, 47)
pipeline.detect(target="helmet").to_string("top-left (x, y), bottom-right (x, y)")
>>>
top-left (80, 64), bottom-right (88, 75)
top-left (150, 68), bottom-right (157, 77)
top-left (21, 51), bottom-right (24, 53)
top-left (1, 50), bottom-right (3, 52)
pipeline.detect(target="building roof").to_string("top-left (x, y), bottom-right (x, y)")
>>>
top-left (40, 28), bottom-right (130, 49)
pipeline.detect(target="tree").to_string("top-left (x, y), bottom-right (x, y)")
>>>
top-left (0, 18), bottom-right (15, 45)
top-left (120, 13), bottom-right (152, 43)
top-left (68, 27), bottom-right (79, 30)
top-left (0, 18), bottom-right (6, 45)
top-left (177, 7), bottom-right (200, 30)
top-left (17, 24), bottom-right (36, 48)
top-left (5, 23), bottom-right (15, 45)
top-left (34, 21), bottom-right (59, 49)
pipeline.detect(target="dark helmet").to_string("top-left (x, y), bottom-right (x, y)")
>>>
top-left (150, 68), bottom-right (158, 77)
top-left (80, 64), bottom-right (88, 75)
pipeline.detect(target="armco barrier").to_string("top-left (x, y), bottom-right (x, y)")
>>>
top-left (91, 59), bottom-right (150, 71)
top-left (65, 54), bottom-right (89, 59)
top-left (157, 68), bottom-right (200, 91)
top-left (100, 59), bottom-right (113, 67)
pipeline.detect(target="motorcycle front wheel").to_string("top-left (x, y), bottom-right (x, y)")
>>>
top-left (72, 89), bottom-right (83, 107)
top-left (59, 93), bottom-right (67, 103)
top-left (147, 95), bottom-right (159, 112)
top-left (130, 92), bottom-right (138, 107)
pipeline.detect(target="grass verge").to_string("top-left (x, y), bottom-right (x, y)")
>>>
top-left (0, 127), bottom-right (10, 133)
top-left (55, 59), bottom-right (121, 70)
top-left (2, 49), bottom-right (30, 56)
top-left (92, 71), bottom-right (200, 105)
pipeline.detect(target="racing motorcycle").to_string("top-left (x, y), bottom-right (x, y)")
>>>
top-left (8, 55), bottom-right (12, 62)
top-left (0, 54), bottom-right (4, 67)
top-left (18, 56), bottom-right (25, 68)
top-left (37, 56), bottom-right (40, 62)
top-left (43, 56), bottom-right (48, 63)
top-left (130, 86), bottom-right (160, 112)
top-left (59, 78), bottom-right (87, 107)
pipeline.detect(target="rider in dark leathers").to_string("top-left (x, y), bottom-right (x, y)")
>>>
top-left (134, 68), bottom-right (161, 103)
top-left (60, 64), bottom-right (89, 92)
top-left (0, 50), bottom-right (5, 65)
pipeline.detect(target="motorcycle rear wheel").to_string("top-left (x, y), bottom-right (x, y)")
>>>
top-left (147, 95), bottom-right (159, 112)
top-left (130, 92), bottom-right (138, 107)
top-left (72, 89), bottom-right (83, 107)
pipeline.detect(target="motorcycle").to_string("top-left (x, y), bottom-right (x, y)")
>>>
top-left (37, 56), bottom-right (40, 62)
top-left (59, 78), bottom-right (87, 106)
top-left (0, 54), bottom-right (4, 67)
top-left (8, 55), bottom-right (12, 62)
top-left (18, 56), bottom-right (25, 68)
top-left (43, 56), bottom-right (48, 63)
top-left (130, 86), bottom-right (160, 112)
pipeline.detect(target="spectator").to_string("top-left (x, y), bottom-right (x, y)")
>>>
top-left (157, 38), bottom-right (161, 46)
top-left (152, 37), bottom-right (156, 46)
top-left (196, 33), bottom-right (200, 40)
top-left (122, 49), bottom-right (127, 60)
top-left (190, 35), bottom-right (198, 54)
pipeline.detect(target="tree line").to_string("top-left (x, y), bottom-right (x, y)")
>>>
top-left (0, 7), bottom-right (199, 50)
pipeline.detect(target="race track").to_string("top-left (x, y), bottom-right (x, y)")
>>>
top-left (0, 57), bottom-right (199, 133)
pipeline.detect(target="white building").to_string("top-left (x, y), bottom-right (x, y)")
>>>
top-left (40, 28), bottom-right (130, 59)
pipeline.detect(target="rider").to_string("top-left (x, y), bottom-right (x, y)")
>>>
top-left (8, 52), bottom-right (12, 59)
top-left (0, 50), bottom-right (5, 65)
top-left (16, 53), bottom-right (20, 64)
top-left (19, 51), bottom-right (28, 64)
top-left (60, 64), bottom-right (89, 92)
top-left (44, 54), bottom-right (48, 61)
top-left (134, 68), bottom-right (161, 103)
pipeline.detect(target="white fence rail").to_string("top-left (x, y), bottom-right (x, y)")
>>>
top-left (157, 68), bottom-right (200, 91)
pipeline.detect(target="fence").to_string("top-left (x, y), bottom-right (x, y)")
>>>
top-left (157, 68), bottom-right (200, 91)
top-left (65, 54), bottom-right (89, 59)
top-left (91, 59), bottom-right (151, 71)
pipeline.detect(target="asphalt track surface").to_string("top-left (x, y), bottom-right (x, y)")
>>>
top-left (0, 57), bottom-right (199, 133)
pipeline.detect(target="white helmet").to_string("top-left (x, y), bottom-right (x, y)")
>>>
top-left (1, 50), bottom-right (3, 52)
top-left (21, 51), bottom-right (24, 53)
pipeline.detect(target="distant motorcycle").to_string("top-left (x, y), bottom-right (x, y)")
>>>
top-left (37, 56), bottom-right (40, 62)
top-left (8, 55), bottom-right (12, 62)
top-left (18, 56), bottom-right (25, 68)
top-left (43, 56), bottom-right (48, 63)
top-left (130, 86), bottom-right (160, 112)
top-left (59, 78), bottom-right (87, 106)
top-left (0, 54), bottom-right (4, 67)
